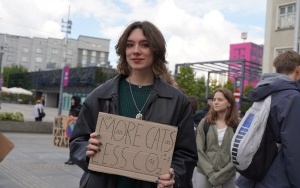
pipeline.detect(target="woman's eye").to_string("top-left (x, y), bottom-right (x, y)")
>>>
top-left (141, 43), bottom-right (150, 47)
top-left (126, 43), bottom-right (133, 47)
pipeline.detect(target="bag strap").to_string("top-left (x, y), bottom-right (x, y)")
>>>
top-left (203, 119), bottom-right (210, 150)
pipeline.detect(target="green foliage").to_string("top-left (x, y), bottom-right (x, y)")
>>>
top-left (0, 112), bottom-right (24, 122)
top-left (3, 64), bottom-right (28, 87)
top-left (223, 80), bottom-right (234, 92)
top-left (177, 66), bottom-right (205, 97)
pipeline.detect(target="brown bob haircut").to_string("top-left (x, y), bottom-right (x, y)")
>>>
top-left (206, 88), bottom-right (239, 127)
top-left (115, 21), bottom-right (168, 76)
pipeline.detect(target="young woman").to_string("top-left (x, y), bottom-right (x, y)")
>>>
top-left (69, 21), bottom-right (197, 188)
top-left (192, 88), bottom-right (239, 188)
top-left (65, 95), bottom-right (82, 165)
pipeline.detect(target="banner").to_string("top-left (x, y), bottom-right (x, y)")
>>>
top-left (53, 116), bottom-right (77, 147)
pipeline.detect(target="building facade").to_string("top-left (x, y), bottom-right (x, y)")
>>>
top-left (263, 0), bottom-right (299, 73)
top-left (229, 42), bottom-right (263, 88)
top-left (0, 34), bottom-right (111, 72)
top-left (7, 66), bottom-right (117, 109)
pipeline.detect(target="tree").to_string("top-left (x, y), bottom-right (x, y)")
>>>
top-left (223, 80), bottom-right (234, 92)
top-left (3, 64), bottom-right (28, 87)
top-left (176, 66), bottom-right (205, 97)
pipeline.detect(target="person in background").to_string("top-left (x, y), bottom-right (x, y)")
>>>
top-left (40, 96), bottom-right (45, 107)
top-left (34, 99), bottom-right (44, 121)
top-left (69, 95), bottom-right (82, 117)
top-left (236, 51), bottom-right (300, 187)
top-left (188, 96), bottom-right (199, 135)
top-left (193, 96), bottom-right (213, 126)
top-left (65, 95), bottom-right (82, 165)
top-left (69, 20), bottom-right (197, 188)
top-left (192, 88), bottom-right (239, 188)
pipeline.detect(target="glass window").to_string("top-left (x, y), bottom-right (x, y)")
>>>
top-left (7, 55), bottom-right (13, 62)
top-left (67, 49), bottom-right (73, 55)
top-left (91, 57), bottom-right (96, 64)
top-left (52, 48), bottom-right (58, 54)
top-left (275, 48), bottom-right (293, 56)
top-left (82, 50), bottom-right (88, 56)
top-left (100, 52), bottom-right (105, 58)
top-left (66, 58), bottom-right (72, 64)
top-left (21, 56), bottom-right (28, 62)
top-left (91, 51), bottom-right (97, 57)
top-left (23, 47), bottom-right (29, 53)
top-left (36, 48), bottom-right (42, 54)
top-left (278, 4), bottom-right (296, 29)
top-left (36, 57), bottom-right (42, 63)
top-left (82, 57), bottom-right (87, 67)
top-left (8, 47), bottom-right (14, 53)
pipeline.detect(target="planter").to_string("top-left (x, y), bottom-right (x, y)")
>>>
top-left (0, 121), bottom-right (53, 134)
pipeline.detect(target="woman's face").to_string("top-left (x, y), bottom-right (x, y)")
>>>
top-left (125, 28), bottom-right (154, 72)
top-left (71, 99), bottom-right (75, 106)
top-left (213, 91), bottom-right (230, 113)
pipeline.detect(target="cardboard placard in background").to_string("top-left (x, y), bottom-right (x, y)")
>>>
top-left (88, 113), bottom-right (178, 182)
top-left (0, 132), bottom-right (14, 163)
top-left (53, 116), bottom-right (77, 148)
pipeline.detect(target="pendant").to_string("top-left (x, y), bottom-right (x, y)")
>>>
top-left (136, 113), bottom-right (143, 120)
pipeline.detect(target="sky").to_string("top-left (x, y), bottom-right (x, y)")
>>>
top-left (0, 0), bottom-right (266, 73)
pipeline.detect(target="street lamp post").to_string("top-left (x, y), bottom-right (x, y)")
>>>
top-left (57, 6), bottom-right (72, 116)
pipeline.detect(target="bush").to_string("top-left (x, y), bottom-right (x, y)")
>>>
top-left (0, 112), bottom-right (24, 122)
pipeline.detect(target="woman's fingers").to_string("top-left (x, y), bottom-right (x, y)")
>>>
top-left (86, 132), bottom-right (102, 157)
top-left (157, 168), bottom-right (175, 188)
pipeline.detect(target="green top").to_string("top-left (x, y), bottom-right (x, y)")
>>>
top-left (116, 77), bottom-right (153, 188)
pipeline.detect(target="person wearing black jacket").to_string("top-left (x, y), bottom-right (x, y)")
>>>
top-left (69, 95), bottom-right (82, 117)
top-left (69, 21), bottom-right (197, 188)
top-left (65, 95), bottom-right (82, 165)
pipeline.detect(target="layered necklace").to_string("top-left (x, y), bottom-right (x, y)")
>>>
top-left (128, 78), bottom-right (152, 120)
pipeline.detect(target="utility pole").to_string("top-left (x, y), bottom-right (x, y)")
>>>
top-left (58, 6), bottom-right (72, 115)
top-left (294, 0), bottom-right (300, 53)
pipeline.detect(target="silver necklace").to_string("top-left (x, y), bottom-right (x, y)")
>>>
top-left (128, 78), bottom-right (152, 120)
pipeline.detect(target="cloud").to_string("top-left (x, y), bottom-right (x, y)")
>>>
top-left (0, 0), bottom-right (266, 74)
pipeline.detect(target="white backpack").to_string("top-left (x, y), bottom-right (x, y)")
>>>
top-left (230, 95), bottom-right (280, 181)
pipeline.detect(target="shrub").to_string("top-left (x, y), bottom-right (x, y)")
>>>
top-left (0, 112), bottom-right (24, 122)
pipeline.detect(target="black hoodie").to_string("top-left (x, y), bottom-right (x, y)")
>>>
top-left (69, 96), bottom-right (82, 117)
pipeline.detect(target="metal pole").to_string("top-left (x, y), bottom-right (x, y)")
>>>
top-left (294, 0), bottom-right (300, 52)
top-left (58, 6), bottom-right (71, 115)
top-left (0, 52), bottom-right (3, 105)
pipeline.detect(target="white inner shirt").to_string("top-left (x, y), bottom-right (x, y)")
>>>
top-left (217, 127), bottom-right (227, 146)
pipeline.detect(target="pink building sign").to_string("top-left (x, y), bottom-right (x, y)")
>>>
top-left (228, 42), bottom-right (263, 88)
top-left (63, 66), bottom-right (69, 87)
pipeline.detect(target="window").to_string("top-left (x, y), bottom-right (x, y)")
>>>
top-left (91, 57), bottom-right (96, 64)
top-left (36, 48), bottom-right (42, 54)
top-left (67, 49), bottom-right (73, 55)
top-left (52, 48), bottom-right (58, 54)
top-left (278, 4), bottom-right (296, 29)
top-left (7, 55), bottom-right (13, 62)
top-left (82, 50), bottom-right (88, 56)
top-left (36, 57), bottom-right (42, 63)
top-left (81, 57), bottom-right (87, 67)
top-left (275, 47), bottom-right (293, 56)
top-left (21, 56), bottom-right (28, 62)
top-left (23, 47), bottom-right (29, 53)
top-left (100, 52), bottom-right (105, 58)
top-left (66, 58), bottom-right (72, 64)
top-left (8, 47), bottom-right (14, 53)
top-left (91, 51), bottom-right (97, 57)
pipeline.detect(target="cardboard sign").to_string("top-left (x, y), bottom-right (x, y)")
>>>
top-left (0, 132), bottom-right (14, 163)
top-left (53, 116), bottom-right (77, 148)
top-left (88, 112), bottom-right (178, 182)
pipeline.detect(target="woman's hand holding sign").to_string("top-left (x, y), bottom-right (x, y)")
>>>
top-left (86, 132), bottom-right (101, 157)
top-left (157, 168), bottom-right (175, 188)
